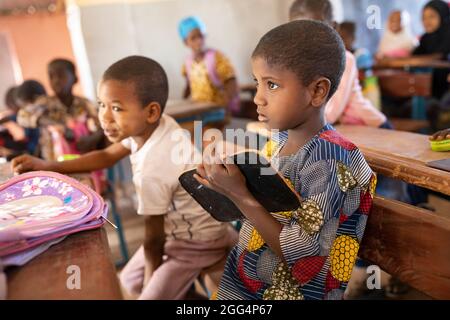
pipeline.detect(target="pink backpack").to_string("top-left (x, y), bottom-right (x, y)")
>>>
top-left (0, 171), bottom-right (106, 258)
top-left (185, 49), bottom-right (240, 114)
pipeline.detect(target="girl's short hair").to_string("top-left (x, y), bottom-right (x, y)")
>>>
top-left (252, 20), bottom-right (346, 100)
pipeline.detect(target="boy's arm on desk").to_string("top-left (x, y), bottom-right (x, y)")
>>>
top-left (12, 142), bottom-right (130, 174)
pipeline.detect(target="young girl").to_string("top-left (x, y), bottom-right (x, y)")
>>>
top-left (413, 0), bottom-right (450, 99)
top-left (377, 10), bottom-right (418, 59)
top-left (179, 16), bottom-right (240, 117)
top-left (195, 20), bottom-right (375, 300)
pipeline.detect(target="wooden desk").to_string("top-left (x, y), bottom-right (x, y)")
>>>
top-left (375, 57), bottom-right (450, 69)
top-left (165, 100), bottom-right (226, 123)
top-left (1, 163), bottom-right (122, 299)
top-left (6, 228), bottom-right (122, 300)
top-left (335, 125), bottom-right (450, 196)
top-left (245, 122), bottom-right (450, 195)
top-left (374, 58), bottom-right (449, 120)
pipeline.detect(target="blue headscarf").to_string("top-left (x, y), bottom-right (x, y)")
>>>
top-left (178, 16), bottom-right (206, 40)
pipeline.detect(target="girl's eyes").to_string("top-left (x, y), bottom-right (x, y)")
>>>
top-left (97, 102), bottom-right (122, 112)
top-left (253, 78), bottom-right (259, 87)
top-left (268, 81), bottom-right (279, 90)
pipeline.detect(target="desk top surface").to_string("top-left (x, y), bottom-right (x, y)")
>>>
top-left (6, 228), bottom-right (122, 300)
top-left (336, 125), bottom-right (450, 195)
top-left (246, 121), bottom-right (450, 195)
top-left (165, 100), bottom-right (224, 119)
top-left (335, 125), bottom-right (449, 164)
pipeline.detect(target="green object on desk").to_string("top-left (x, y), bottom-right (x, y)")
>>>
top-left (430, 139), bottom-right (450, 152)
top-left (57, 154), bottom-right (80, 162)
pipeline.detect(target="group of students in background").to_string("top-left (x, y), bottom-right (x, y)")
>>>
top-left (0, 0), bottom-right (449, 300)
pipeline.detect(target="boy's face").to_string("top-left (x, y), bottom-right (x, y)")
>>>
top-left (422, 7), bottom-right (441, 34)
top-left (251, 57), bottom-right (315, 132)
top-left (97, 80), bottom-right (156, 143)
top-left (48, 64), bottom-right (76, 96)
top-left (184, 28), bottom-right (205, 54)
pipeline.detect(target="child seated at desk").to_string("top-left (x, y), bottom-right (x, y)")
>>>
top-left (377, 10), bottom-right (418, 59)
top-left (179, 16), bottom-right (240, 118)
top-left (0, 86), bottom-right (27, 159)
top-left (12, 55), bottom-right (237, 300)
top-left (413, 0), bottom-right (450, 99)
top-left (194, 20), bottom-right (375, 300)
top-left (2, 81), bottom-right (46, 159)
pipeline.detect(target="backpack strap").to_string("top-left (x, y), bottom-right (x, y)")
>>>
top-left (204, 49), bottom-right (223, 89)
top-left (184, 54), bottom-right (194, 82)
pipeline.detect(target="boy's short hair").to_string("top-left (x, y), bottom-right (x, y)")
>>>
top-left (48, 58), bottom-right (76, 76)
top-left (102, 55), bottom-right (169, 111)
top-left (289, 0), bottom-right (333, 22)
top-left (252, 20), bottom-right (346, 100)
top-left (16, 80), bottom-right (47, 104)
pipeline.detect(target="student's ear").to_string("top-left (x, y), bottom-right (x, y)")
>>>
top-left (309, 77), bottom-right (331, 107)
top-left (145, 102), bottom-right (162, 124)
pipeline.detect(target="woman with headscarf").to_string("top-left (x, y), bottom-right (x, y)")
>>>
top-left (414, 0), bottom-right (450, 99)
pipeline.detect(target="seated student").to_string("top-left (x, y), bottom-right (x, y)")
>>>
top-left (289, 0), bottom-right (388, 128)
top-left (36, 58), bottom-right (105, 161)
top-left (338, 21), bottom-right (356, 53)
top-left (7, 80), bottom-right (47, 158)
top-left (413, 0), bottom-right (450, 99)
top-left (194, 20), bottom-right (375, 300)
top-left (179, 16), bottom-right (240, 118)
top-left (0, 86), bottom-right (27, 158)
top-left (12, 56), bottom-right (237, 300)
top-left (337, 21), bottom-right (382, 110)
top-left (377, 10), bottom-right (418, 59)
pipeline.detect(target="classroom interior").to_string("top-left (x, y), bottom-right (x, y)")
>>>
top-left (0, 0), bottom-right (449, 301)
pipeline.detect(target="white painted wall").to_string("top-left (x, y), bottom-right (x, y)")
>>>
top-left (77, 0), bottom-right (295, 99)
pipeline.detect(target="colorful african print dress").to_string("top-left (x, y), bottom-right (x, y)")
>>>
top-left (216, 124), bottom-right (376, 300)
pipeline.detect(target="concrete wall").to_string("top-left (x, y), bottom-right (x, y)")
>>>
top-left (77, 0), bottom-right (295, 99)
top-left (0, 12), bottom-right (83, 100)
